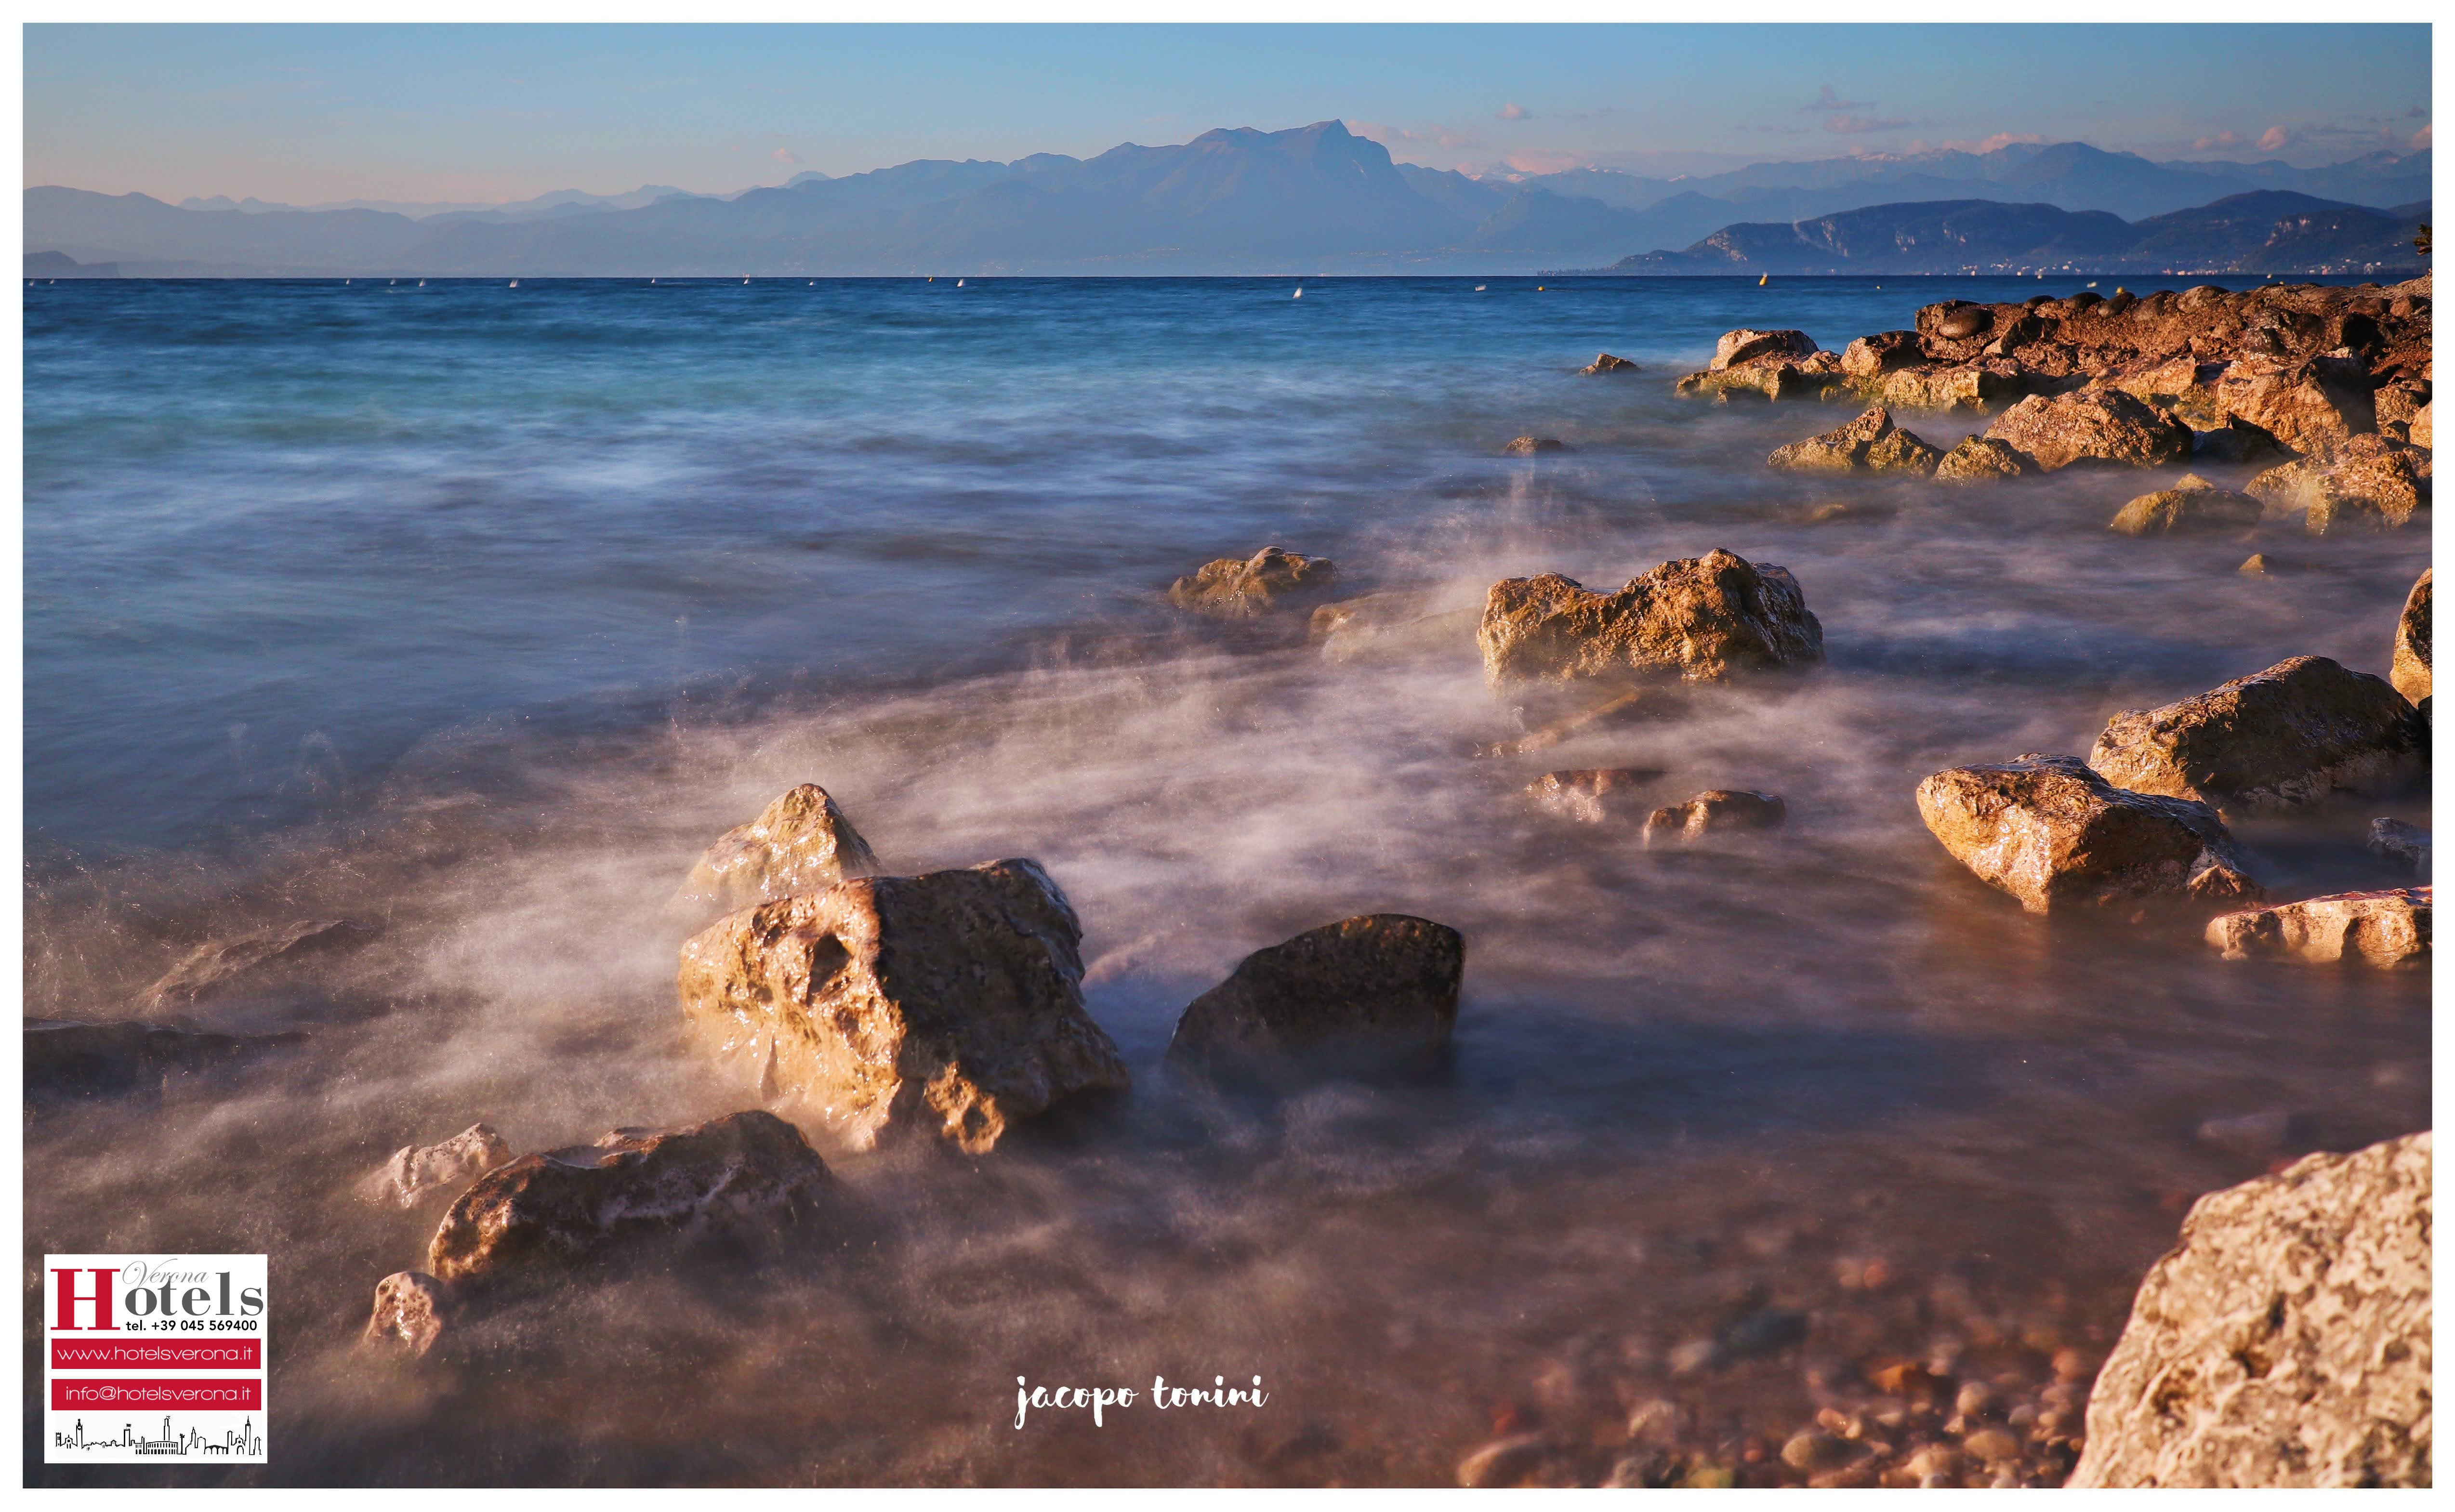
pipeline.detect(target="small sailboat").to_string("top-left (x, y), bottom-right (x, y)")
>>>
top-left (1293, 287), bottom-right (1303, 300)
top-left (743, 277), bottom-right (750, 284)
top-left (957, 278), bottom-right (965, 287)
top-left (509, 279), bottom-right (519, 288)
top-left (1474, 285), bottom-right (1486, 292)
top-left (1758, 274), bottom-right (1768, 286)
top-left (418, 279), bottom-right (425, 286)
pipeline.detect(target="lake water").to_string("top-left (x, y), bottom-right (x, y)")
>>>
top-left (23, 275), bottom-right (2431, 1486)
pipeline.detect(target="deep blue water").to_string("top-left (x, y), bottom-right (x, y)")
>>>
top-left (29, 273), bottom-right (2168, 855)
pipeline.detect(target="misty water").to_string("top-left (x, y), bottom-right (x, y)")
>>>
top-left (24, 276), bottom-right (2430, 1486)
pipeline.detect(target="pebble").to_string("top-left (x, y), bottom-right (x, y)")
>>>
top-left (1960, 1426), bottom-right (2021, 1465)
top-left (1781, 1429), bottom-right (1851, 1471)
top-left (1954, 1381), bottom-right (1999, 1419)
top-left (1456, 1433), bottom-right (1557, 1488)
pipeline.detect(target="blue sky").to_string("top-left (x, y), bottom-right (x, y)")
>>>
top-left (25, 23), bottom-right (2433, 205)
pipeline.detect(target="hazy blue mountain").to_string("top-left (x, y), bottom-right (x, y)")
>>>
top-left (25, 249), bottom-right (117, 276)
top-left (1599, 192), bottom-right (2429, 276)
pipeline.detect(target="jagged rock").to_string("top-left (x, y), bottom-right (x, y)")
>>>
top-left (1582, 353), bottom-right (1639, 375)
top-left (2239, 554), bottom-right (2272, 575)
top-left (1840, 330), bottom-right (1921, 378)
top-left (677, 784), bottom-right (878, 916)
top-left (1644, 789), bottom-right (1787, 842)
top-left (1168, 545), bottom-right (1339, 618)
top-left (2069, 1132), bottom-right (2431, 1487)
top-left (1873, 361), bottom-right (2025, 415)
top-left (1914, 753), bottom-right (2261, 915)
top-left (1307, 592), bottom-right (1481, 666)
top-left (676, 859), bottom-right (1128, 1153)
top-left (2367, 818), bottom-right (2430, 871)
top-left (2247, 435), bottom-right (2429, 533)
top-left (2190, 415), bottom-right (2288, 466)
top-left (2372, 381), bottom-right (2428, 439)
top-left (1522, 767), bottom-right (1664, 825)
top-left (1765, 406), bottom-right (1940, 476)
top-left (425, 1110), bottom-right (837, 1285)
top-left (2411, 400), bottom-right (2432, 450)
top-left (2087, 656), bottom-right (2426, 815)
top-left (1165, 914), bottom-right (1464, 1080)
top-left (2108, 474), bottom-right (2262, 535)
top-left (2205, 887), bottom-right (2430, 969)
top-left (1933, 435), bottom-right (2031, 484)
top-left (139, 918), bottom-right (376, 1013)
top-left (1502, 435), bottom-right (1570, 455)
top-left (2391, 569), bottom-right (2430, 704)
top-left (2111, 355), bottom-right (2229, 425)
top-left (1679, 348), bottom-right (1846, 402)
top-left (2212, 353), bottom-right (2377, 460)
top-left (1478, 550), bottom-right (1824, 690)
top-left (1982, 388), bottom-right (2194, 471)
top-left (1713, 328), bottom-right (1819, 370)
top-left (362, 1124), bottom-right (515, 1208)
top-left (24, 1018), bottom-right (306, 1099)
top-left (363, 1271), bottom-right (453, 1357)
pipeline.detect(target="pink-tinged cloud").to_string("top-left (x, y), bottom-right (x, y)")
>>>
top-left (1827, 114), bottom-right (1910, 135)
top-left (1504, 149), bottom-right (1585, 174)
top-left (1918, 131), bottom-right (2045, 154)
top-left (772, 146), bottom-right (801, 165)
top-left (1352, 120), bottom-right (1486, 153)
top-left (1496, 102), bottom-right (1530, 122)
top-left (2409, 124), bottom-right (2433, 151)
top-left (2191, 130), bottom-right (2244, 152)
top-left (2257, 125), bottom-right (2291, 152)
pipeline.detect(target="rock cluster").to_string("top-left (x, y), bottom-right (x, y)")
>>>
top-left (1765, 407), bottom-right (1941, 476)
top-left (1165, 914), bottom-right (1465, 1080)
top-left (1980, 388), bottom-right (2194, 472)
top-left (2086, 656), bottom-right (2426, 815)
top-left (2247, 433), bottom-right (2432, 533)
top-left (2205, 887), bottom-right (2430, 970)
top-left (1915, 754), bottom-right (2259, 914)
top-left (1478, 550), bottom-right (1824, 690)
top-left (1168, 546), bottom-right (1340, 618)
top-left (676, 784), bottom-right (878, 916)
top-left (1644, 789), bottom-right (1787, 843)
top-left (677, 858), bottom-right (1129, 1154)
top-left (2071, 1132), bottom-right (2431, 1487)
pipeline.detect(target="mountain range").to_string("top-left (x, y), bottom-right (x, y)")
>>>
top-left (24, 119), bottom-right (2435, 277)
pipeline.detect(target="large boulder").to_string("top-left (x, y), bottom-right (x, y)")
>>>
top-left (1872, 361), bottom-right (2026, 415)
top-left (2212, 353), bottom-right (2377, 459)
top-left (1765, 406), bottom-right (1940, 476)
top-left (361, 1124), bottom-right (515, 1208)
top-left (1164, 914), bottom-right (1464, 1079)
top-left (676, 784), bottom-right (878, 916)
top-left (2391, 569), bottom-right (2430, 705)
top-left (425, 1110), bottom-right (837, 1286)
top-left (1712, 328), bottom-right (1819, 370)
top-left (676, 858), bottom-right (1129, 1153)
top-left (1914, 754), bottom-right (2260, 915)
top-left (1168, 546), bottom-right (1339, 618)
top-left (1982, 388), bottom-right (2194, 472)
top-left (1839, 330), bottom-right (1921, 378)
top-left (1933, 435), bottom-right (2031, 484)
top-left (2204, 887), bottom-right (2430, 970)
top-left (2250, 434), bottom-right (2431, 532)
top-left (1478, 550), bottom-right (1824, 690)
top-left (2107, 474), bottom-right (2261, 536)
top-left (139, 918), bottom-right (376, 1014)
top-left (2069, 1132), bottom-right (2431, 1487)
top-left (2087, 656), bottom-right (2426, 815)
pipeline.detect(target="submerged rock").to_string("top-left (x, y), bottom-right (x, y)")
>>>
top-left (1478, 550), bottom-right (1824, 690)
top-left (1522, 767), bottom-right (1664, 825)
top-left (1933, 435), bottom-right (2031, 484)
top-left (24, 1018), bottom-right (306, 1099)
top-left (362, 1124), bottom-right (515, 1208)
top-left (425, 1110), bottom-right (837, 1286)
top-left (1982, 388), bottom-right (2193, 471)
top-left (677, 784), bottom-right (878, 916)
top-left (1644, 789), bottom-right (1787, 842)
top-left (1503, 435), bottom-right (1570, 455)
top-left (1168, 546), bottom-right (1340, 618)
top-left (2107, 474), bottom-right (2261, 535)
top-left (138, 918), bottom-right (377, 1014)
top-left (1765, 406), bottom-right (1941, 476)
top-left (1165, 914), bottom-right (1464, 1079)
top-left (2086, 656), bottom-right (2426, 815)
top-left (2189, 415), bottom-right (2288, 466)
top-left (1581, 353), bottom-right (1639, 375)
top-left (363, 1271), bottom-right (454, 1357)
top-left (2070, 1132), bottom-right (2431, 1487)
top-left (2367, 817), bottom-right (2430, 872)
top-left (1914, 754), bottom-right (2260, 915)
top-left (676, 858), bottom-right (1128, 1153)
top-left (2195, 1109), bottom-right (2321, 1161)
top-left (1308, 592), bottom-right (1481, 666)
top-left (2204, 887), bottom-right (2430, 970)
top-left (2390, 569), bottom-right (2430, 704)
top-left (2238, 553), bottom-right (2272, 575)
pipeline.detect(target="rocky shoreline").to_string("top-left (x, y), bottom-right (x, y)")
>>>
top-left (26, 275), bottom-right (2431, 1488)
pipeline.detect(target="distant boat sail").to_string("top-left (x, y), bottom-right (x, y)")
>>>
top-left (1293, 287), bottom-right (1303, 300)
top-left (509, 279), bottom-right (519, 288)
top-left (1758, 274), bottom-right (1768, 286)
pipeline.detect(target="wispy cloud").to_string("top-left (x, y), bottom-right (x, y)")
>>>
top-left (772, 146), bottom-right (801, 165)
top-left (1826, 114), bottom-right (1909, 135)
top-left (1801, 85), bottom-right (1872, 113)
top-left (2191, 130), bottom-right (2245, 152)
top-left (1351, 120), bottom-right (1486, 153)
top-left (2409, 124), bottom-right (2433, 150)
top-left (1496, 102), bottom-right (1530, 122)
top-left (2257, 124), bottom-right (2291, 152)
top-left (1504, 148), bottom-right (1584, 174)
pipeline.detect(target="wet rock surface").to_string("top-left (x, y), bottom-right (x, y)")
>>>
top-left (2390, 568), bottom-right (2431, 704)
top-left (138, 917), bottom-right (377, 1014)
top-left (1169, 546), bottom-right (1340, 618)
top-left (24, 1017), bottom-right (308, 1099)
top-left (1981, 388), bottom-right (2194, 472)
top-left (2107, 474), bottom-right (2260, 535)
top-left (677, 858), bottom-right (1130, 1153)
top-left (363, 1123), bottom-right (516, 1208)
top-left (2205, 887), bottom-right (2430, 970)
top-left (2072, 1132), bottom-right (2431, 1487)
top-left (1166, 914), bottom-right (1464, 1080)
top-left (1915, 754), bottom-right (2260, 915)
top-left (1645, 789), bottom-right (1788, 843)
top-left (1581, 353), bottom-right (1638, 375)
top-left (1934, 435), bottom-right (2030, 484)
top-left (425, 1110), bottom-right (838, 1286)
top-left (363, 1270), bottom-right (455, 1357)
top-left (1501, 435), bottom-right (1570, 455)
top-left (1522, 767), bottom-right (1665, 825)
top-left (676, 783), bottom-right (879, 916)
top-left (1478, 550), bottom-right (1824, 691)
top-left (2366, 816), bottom-right (2430, 872)
top-left (2086, 655), bottom-right (2426, 815)
top-left (1765, 406), bottom-right (1940, 476)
